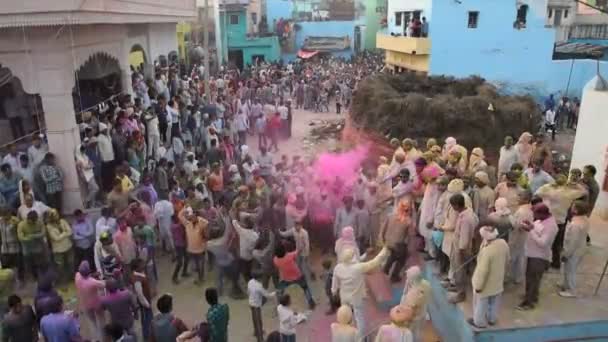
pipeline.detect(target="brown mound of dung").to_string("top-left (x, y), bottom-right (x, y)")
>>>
top-left (350, 73), bottom-right (541, 159)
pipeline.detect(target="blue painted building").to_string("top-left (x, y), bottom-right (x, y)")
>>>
top-left (265, 0), bottom-right (372, 60)
top-left (377, 0), bottom-right (607, 98)
top-left (219, 2), bottom-right (281, 68)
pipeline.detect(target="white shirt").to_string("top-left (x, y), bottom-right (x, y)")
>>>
top-left (332, 247), bottom-right (389, 305)
top-left (236, 113), bottom-right (249, 132)
top-left (2, 154), bottom-right (20, 171)
top-left (18, 201), bottom-right (50, 221)
top-left (167, 106), bottom-right (179, 125)
top-left (498, 146), bottom-right (519, 174)
top-left (17, 165), bottom-right (34, 184)
top-left (232, 220), bottom-right (259, 261)
top-left (279, 228), bottom-right (310, 257)
top-left (153, 200), bottom-right (174, 229)
top-left (28, 145), bottom-right (48, 167)
top-left (247, 278), bottom-right (274, 307)
top-left (95, 216), bottom-right (117, 239)
top-left (144, 114), bottom-right (160, 137)
top-left (97, 134), bottom-right (115, 162)
top-left (545, 109), bottom-right (556, 125)
top-left (278, 105), bottom-right (288, 120)
top-left (277, 305), bottom-right (306, 335)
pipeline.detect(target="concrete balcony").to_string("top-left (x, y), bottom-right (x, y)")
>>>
top-left (376, 33), bottom-right (431, 55)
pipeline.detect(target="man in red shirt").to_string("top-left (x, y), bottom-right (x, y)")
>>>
top-left (268, 112), bottom-right (282, 152)
top-left (273, 244), bottom-right (316, 309)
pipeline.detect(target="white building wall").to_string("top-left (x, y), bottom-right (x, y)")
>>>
top-left (387, 0), bottom-right (432, 35)
top-left (0, 22), bottom-right (181, 212)
top-left (148, 23), bottom-right (180, 64)
top-left (570, 77), bottom-right (608, 216)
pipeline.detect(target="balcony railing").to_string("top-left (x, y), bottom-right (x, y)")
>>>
top-left (568, 24), bottom-right (608, 40)
top-left (376, 33), bottom-right (431, 55)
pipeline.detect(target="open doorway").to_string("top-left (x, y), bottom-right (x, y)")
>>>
top-left (73, 52), bottom-right (122, 114)
top-left (0, 65), bottom-right (44, 144)
top-left (228, 49), bottom-right (244, 70)
top-left (251, 54), bottom-right (265, 67)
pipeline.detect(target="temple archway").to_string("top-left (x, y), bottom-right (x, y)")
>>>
top-left (0, 64), bottom-right (44, 145)
top-left (73, 52), bottom-right (123, 115)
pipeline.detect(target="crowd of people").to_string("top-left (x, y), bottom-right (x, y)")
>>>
top-left (0, 49), bottom-right (600, 342)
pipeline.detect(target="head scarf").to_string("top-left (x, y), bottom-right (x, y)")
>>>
top-left (447, 178), bottom-right (464, 193)
top-left (474, 171), bottom-right (490, 186)
top-left (394, 150), bottom-right (406, 162)
top-left (336, 305), bottom-right (353, 325)
top-left (479, 225), bottom-right (499, 243)
top-left (340, 226), bottom-right (356, 242)
top-left (445, 137), bottom-right (457, 150)
top-left (338, 247), bottom-right (356, 264)
top-left (405, 266), bottom-right (422, 290)
top-left (78, 261), bottom-right (91, 277)
top-left (414, 157), bottom-right (427, 167)
top-left (469, 147), bottom-right (484, 169)
top-left (518, 132), bottom-right (533, 144)
top-left (494, 197), bottom-right (510, 216)
top-left (389, 305), bottom-right (414, 327)
top-left (46, 208), bottom-right (60, 223)
top-left (533, 203), bottom-right (551, 221)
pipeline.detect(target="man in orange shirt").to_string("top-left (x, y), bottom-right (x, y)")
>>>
top-left (207, 163), bottom-right (224, 203)
top-left (178, 206), bottom-right (208, 285)
top-left (273, 243), bottom-right (316, 310)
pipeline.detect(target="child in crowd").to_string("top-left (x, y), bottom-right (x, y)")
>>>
top-left (321, 259), bottom-right (340, 315)
top-left (277, 294), bottom-right (306, 342)
top-left (247, 269), bottom-right (276, 342)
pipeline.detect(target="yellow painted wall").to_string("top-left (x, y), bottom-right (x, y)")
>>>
top-left (128, 51), bottom-right (145, 68)
top-left (376, 33), bottom-right (431, 55)
top-left (176, 22), bottom-right (192, 60)
top-left (385, 50), bottom-right (429, 72)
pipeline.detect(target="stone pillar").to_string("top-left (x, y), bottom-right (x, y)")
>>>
top-left (35, 34), bottom-right (84, 214)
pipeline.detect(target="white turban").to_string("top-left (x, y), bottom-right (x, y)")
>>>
top-left (494, 197), bottom-right (510, 216)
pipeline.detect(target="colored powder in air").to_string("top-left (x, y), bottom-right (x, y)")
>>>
top-left (312, 144), bottom-right (370, 191)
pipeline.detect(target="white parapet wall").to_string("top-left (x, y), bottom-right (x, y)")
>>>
top-left (570, 75), bottom-right (608, 217)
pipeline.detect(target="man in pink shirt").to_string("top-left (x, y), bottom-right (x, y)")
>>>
top-left (517, 203), bottom-right (558, 311)
top-left (273, 244), bottom-right (316, 309)
top-left (74, 261), bottom-right (105, 342)
top-left (112, 220), bottom-right (137, 273)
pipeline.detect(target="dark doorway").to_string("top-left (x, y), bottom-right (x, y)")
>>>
top-left (73, 52), bottom-right (123, 114)
top-left (354, 26), bottom-right (361, 52)
top-left (228, 49), bottom-right (244, 70)
top-left (0, 66), bottom-right (45, 144)
top-left (251, 54), bottom-right (265, 66)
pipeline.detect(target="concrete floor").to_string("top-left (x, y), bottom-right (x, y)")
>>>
top-left (457, 214), bottom-right (608, 331)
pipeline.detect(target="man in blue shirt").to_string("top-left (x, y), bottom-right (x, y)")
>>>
top-left (40, 297), bottom-right (82, 342)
